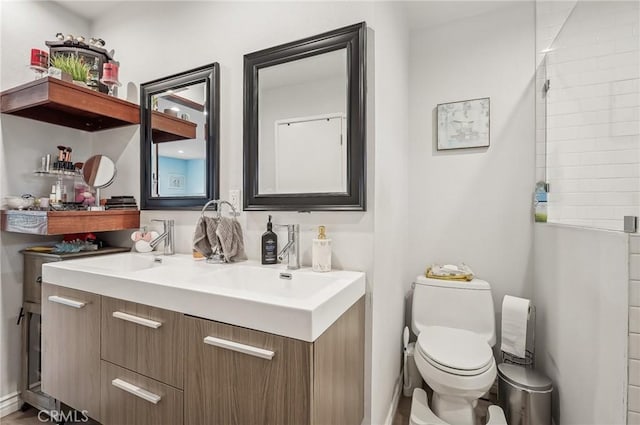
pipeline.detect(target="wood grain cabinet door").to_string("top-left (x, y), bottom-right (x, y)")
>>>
top-left (41, 283), bottom-right (101, 420)
top-left (101, 296), bottom-right (184, 388)
top-left (184, 316), bottom-right (312, 425)
top-left (101, 361), bottom-right (183, 425)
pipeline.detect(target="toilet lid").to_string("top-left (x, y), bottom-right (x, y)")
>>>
top-left (417, 326), bottom-right (493, 375)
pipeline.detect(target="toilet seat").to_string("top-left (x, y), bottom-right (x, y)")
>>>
top-left (417, 326), bottom-right (493, 376)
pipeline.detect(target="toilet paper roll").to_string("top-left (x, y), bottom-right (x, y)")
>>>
top-left (501, 295), bottom-right (530, 358)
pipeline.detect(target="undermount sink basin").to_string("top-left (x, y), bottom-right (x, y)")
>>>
top-left (42, 253), bottom-right (365, 341)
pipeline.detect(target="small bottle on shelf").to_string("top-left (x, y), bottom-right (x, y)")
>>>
top-left (87, 57), bottom-right (100, 92)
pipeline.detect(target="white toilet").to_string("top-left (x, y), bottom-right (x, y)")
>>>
top-left (411, 276), bottom-right (497, 425)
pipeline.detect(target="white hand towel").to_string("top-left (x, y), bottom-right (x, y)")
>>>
top-left (501, 295), bottom-right (530, 358)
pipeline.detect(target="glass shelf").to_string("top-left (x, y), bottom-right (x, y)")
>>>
top-left (33, 170), bottom-right (82, 179)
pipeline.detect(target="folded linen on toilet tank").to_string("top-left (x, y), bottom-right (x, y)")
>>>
top-left (425, 263), bottom-right (474, 281)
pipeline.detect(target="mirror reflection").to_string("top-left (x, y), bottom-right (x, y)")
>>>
top-left (151, 82), bottom-right (207, 197)
top-left (258, 49), bottom-right (348, 195)
top-left (140, 62), bottom-right (219, 210)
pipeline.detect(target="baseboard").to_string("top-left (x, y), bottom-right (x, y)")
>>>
top-left (0, 391), bottom-right (21, 418)
top-left (384, 371), bottom-right (403, 425)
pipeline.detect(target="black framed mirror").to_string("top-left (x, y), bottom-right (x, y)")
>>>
top-left (243, 22), bottom-right (366, 211)
top-left (140, 63), bottom-right (219, 209)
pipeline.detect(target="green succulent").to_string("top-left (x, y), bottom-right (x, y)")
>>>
top-left (49, 53), bottom-right (90, 82)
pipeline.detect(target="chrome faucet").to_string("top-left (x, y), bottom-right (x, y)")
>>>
top-left (149, 219), bottom-right (175, 255)
top-left (276, 224), bottom-right (300, 270)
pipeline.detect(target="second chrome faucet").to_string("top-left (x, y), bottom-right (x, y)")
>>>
top-left (275, 224), bottom-right (300, 270)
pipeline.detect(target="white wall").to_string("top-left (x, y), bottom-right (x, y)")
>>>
top-left (0, 1), bottom-right (91, 409)
top-left (407, 3), bottom-right (536, 330)
top-left (629, 235), bottom-right (640, 423)
top-left (92, 3), bottom-right (411, 424)
top-left (533, 224), bottom-right (628, 425)
top-left (370, 3), bottom-right (410, 422)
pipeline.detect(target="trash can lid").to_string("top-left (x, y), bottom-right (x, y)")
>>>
top-left (498, 363), bottom-right (552, 392)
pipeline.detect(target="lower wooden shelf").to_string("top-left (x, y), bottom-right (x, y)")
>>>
top-left (1, 209), bottom-right (140, 235)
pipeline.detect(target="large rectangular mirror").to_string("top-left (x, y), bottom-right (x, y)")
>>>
top-left (140, 63), bottom-right (219, 209)
top-left (244, 22), bottom-right (366, 211)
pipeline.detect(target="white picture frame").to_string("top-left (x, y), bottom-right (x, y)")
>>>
top-left (437, 97), bottom-right (490, 150)
top-left (168, 174), bottom-right (185, 190)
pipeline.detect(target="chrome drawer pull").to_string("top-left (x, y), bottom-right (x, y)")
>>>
top-left (48, 295), bottom-right (86, 309)
top-left (203, 336), bottom-right (275, 360)
top-left (111, 378), bottom-right (161, 404)
top-left (112, 311), bottom-right (162, 329)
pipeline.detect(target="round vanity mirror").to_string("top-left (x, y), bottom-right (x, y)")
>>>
top-left (82, 154), bottom-right (116, 210)
top-left (83, 154), bottom-right (116, 188)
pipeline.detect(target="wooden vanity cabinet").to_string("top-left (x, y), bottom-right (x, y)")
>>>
top-left (41, 283), bottom-right (101, 421)
top-left (184, 297), bottom-right (365, 425)
top-left (101, 296), bottom-right (184, 388)
top-left (184, 317), bottom-right (312, 425)
top-left (100, 361), bottom-right (183, 425)
top-left (42, 286), bottom-right (364, 425)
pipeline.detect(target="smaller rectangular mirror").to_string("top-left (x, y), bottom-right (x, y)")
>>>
top-left (140, 64), bottom-right (219, 209)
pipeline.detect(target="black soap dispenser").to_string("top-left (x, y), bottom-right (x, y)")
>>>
top-left (262, 215), bottom-right (278, 265)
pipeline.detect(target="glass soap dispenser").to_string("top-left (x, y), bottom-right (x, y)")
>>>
top-left (312, 225), bottom-right (332, 272)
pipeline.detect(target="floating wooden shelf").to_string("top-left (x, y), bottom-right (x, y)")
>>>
top-left (151, 111), bottom-right (197, 143)
top-left (0, 77), bottom-right (139, 131)
top-left (1, 210), bottom-right (140, 235)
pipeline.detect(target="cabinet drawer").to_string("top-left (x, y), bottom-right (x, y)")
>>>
top-left (101, 297), bottom-right (183, 388)
top-left (101, 361), bottom-right (183, 425)
top-left (23, 256), bottom-right (59, 303)
top-left (41, 284), bottom-right (101, 421)
top-left (184, 316), bottom-right (312, 425)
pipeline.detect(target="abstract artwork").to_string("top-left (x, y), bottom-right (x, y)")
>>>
top-left (437, 97), bottom-right (490, 150)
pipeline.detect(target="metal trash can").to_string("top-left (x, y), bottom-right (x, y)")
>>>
top-left (497, 363), bottom-right (552, 425)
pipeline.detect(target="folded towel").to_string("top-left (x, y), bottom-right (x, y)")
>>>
top-left (216, 217), bottom-right (247, 262)
top-left (426, 264), bottom-right (474, 281)
top-left (193, 216), bottom-right (221, 258)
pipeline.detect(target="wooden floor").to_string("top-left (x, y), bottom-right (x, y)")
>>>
top-left (1, 407), bottom-right (40, 425)
top-left (392, 395), bottom-right (413, 425)
top-left (4, 394), bottom-right (494, 425)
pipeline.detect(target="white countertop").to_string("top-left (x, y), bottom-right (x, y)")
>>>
top-left (42, 253), bottom-right (365, 342)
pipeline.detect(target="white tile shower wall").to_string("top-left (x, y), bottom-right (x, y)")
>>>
top-left (535, 1), bottom-right (577, 183)
top-left (539, 1), bottom-right (640, 231)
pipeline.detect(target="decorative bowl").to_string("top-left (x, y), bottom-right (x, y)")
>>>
top-left (5, 195), bottom-right (35, 210)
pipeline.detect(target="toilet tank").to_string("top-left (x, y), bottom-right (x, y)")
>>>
top-left (412, 276), bottom-right (496, 346)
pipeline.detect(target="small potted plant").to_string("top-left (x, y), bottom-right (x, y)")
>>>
top-left (49, 53), bottom-right (90, 87)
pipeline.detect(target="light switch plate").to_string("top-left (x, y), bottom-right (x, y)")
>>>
top-left (229, 189), bottom-right (241, 212)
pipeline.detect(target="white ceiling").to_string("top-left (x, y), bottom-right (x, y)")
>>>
top-left (53, 1), bottom-right (519, 29)
top-left (52, 0), bottom-right (122, 21)
top-left (404, 1), bottom-right (525, 30)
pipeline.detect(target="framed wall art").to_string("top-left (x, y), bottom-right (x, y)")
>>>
top-left (437, 97), bottom-right (490, 150)
top-left (168, 174), bottom-right (185, 190)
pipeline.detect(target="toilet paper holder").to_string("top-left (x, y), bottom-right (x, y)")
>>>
top-left (501, 304), bottom-right (536, 368)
